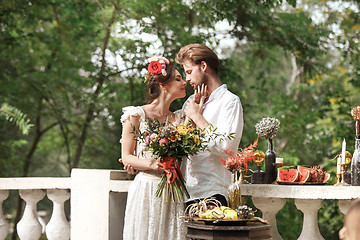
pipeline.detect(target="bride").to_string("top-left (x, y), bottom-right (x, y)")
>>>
top-left (120, 56), bottom-right (188, 240)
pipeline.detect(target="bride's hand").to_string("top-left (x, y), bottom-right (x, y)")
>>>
top-left (124, 163), bottom-right (139, 175)
top-left (149, 158), bottom-right (164, 171)
top-left (120, 159), bottom-right (139, 174)
top-left (193, 84), bottom-right (208, 104)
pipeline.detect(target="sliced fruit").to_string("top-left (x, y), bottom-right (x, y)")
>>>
top-left (277, 169), bottom-right (299, 182)
top-left (297, 166), bottom-right (311, 183)
top-left (323, 172), bottom-right (330, 183)
top-left (224, 209), bottom-right (238, 220)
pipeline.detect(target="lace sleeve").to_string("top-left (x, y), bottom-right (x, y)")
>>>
top-left (120, 106), bottom-right (145, 125)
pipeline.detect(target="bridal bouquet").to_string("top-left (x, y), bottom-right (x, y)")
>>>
top-left (137, 118), bottom-right (232, 202)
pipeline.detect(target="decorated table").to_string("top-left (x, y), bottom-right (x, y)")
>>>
top-left (215, 110), bottom-right (360, 240)
top-left (239, 184), bottom-right (360, 240)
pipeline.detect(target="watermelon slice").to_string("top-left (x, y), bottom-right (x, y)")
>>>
top-left (277, 169), bottom-right (299, 182)
top-left (297, 166), bottom-right (311, 183)
top-left (323, 173), bottom-right (330, 183)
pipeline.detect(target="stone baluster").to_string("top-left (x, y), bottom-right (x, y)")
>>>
top-left (0, 190), bottom-right (10, 240)
top-left (45, 189), bottom-right (70, 240)
top-left (17, 189), bottom-right (46, 240)
top-left (252, 197), bottom-right (286, 240)
top-left (294, 199), bottom-right (324, 240)
top-left (338, 199), bottom-right (354, 214)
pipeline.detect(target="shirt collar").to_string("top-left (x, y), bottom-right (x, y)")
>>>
top-left (206, 84), bottom-right (227, 104)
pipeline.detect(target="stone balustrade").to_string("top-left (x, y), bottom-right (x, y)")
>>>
top-left (239, 184), bottom-right (360, 240)
top-left (0, 169), bottom-right (133, 240)
top-left (1, 170), bottom-right (360, 240)
top-left (0, 177), bottom-right (71, 240)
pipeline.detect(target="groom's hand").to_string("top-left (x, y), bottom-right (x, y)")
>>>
top-left (184, 97), bottom-right (209, 129)
top-left (193, 84), bottom-right (208, 104)
top-left (185, 98), bottom-right (202, 117)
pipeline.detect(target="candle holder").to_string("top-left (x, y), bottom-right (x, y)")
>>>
top-left (335, 151), bottom-right (353, 185)
top-left (335, 173), bottom-right (341, 186)
top-left (335, 164), bottom-right (350, 186)
top-left (251, 150), bottom-right (265, 184)
top-left (273, 163), bottom-right (286, 168)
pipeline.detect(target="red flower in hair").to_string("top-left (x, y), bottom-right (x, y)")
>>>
top-left (148, 61), bottom-right (162, 75)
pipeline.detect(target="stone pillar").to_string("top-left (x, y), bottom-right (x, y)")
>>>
top-left (295, 199), bottom-right (324, 240)
top-left (71, 169), bottom-right (112, 240)
top-left (0, 190), bottom-right (9, 240)
top-left (46, 189), bottom-right (70, 240)
top-left (70, 169), bottom-right (132, 240)
top-left (17, 189), bottom-right (46, 240)
top-left (252, 197), bottom-right (286, 240)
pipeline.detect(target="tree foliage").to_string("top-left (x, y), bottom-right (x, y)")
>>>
top-left (0, 0), bottom-right (359, 238)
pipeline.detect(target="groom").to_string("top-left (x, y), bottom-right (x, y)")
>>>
top-left (175, 43), bottom-right (243, 207)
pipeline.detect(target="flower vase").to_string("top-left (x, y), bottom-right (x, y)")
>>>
top-left (228, 170), bottom-right (242, 209)
top-left (265, 138), bottom-right (277, 184)
top-left (351, 138), bottom-right (360, 185)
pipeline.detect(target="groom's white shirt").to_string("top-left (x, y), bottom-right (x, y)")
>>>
top-left (181, 84), bottom-right (243, 201)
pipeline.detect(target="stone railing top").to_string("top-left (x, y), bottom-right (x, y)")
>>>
top-left (0, 169), bottom-right (135, 192)
top-left (0, 177), bottom-right (71, 190)
top-left (239, 184), bottom-right (360, 200)
top-left (69, 168), bottom-right (134, 193)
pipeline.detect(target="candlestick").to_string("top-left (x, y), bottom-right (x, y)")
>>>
top-left (342, 139), bottom-right (346, 164)
top-left (337, 156), bottom-right (341, 174)
top-left (335, 164), bottom-right (350, 186)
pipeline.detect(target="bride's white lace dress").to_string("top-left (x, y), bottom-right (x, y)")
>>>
top-left (121, 106), bottom-right (186, 240)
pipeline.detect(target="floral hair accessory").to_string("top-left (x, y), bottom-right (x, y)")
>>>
top-left (147, 55), bottom-right (171, 77)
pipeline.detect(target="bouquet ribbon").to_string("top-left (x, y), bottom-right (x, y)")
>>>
top-left (160, 156), bottom-right (180, 184)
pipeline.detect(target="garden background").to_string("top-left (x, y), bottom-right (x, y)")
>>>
top-left (1, 0), bottom-right (359, 239)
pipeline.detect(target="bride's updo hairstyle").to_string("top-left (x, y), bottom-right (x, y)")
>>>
top-left (145, 55), bottom-right (175, 101)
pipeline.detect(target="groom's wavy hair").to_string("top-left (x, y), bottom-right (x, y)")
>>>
top-left (175, 43), bottom-right (219, 74)
top-left (145, 63), bottom-right (175, 102)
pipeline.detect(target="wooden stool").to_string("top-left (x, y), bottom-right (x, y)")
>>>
top-left (185, 221), bottom-right (271, 240)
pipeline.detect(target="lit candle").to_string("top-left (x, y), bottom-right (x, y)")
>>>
top-left (337, 156), bottom-right (341, 174)
top-left (276, 158), bottom-right (283, 164)
top-left (341, 139), bottom-right (346, 165)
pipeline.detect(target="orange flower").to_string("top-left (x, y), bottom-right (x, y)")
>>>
top-left (220, 136), bottom-right (259, 174)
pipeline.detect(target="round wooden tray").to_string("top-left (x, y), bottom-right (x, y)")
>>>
top-left (276, 181), bottom-right (327, 185)
top-left (191, 217), bottom-right (257, 226)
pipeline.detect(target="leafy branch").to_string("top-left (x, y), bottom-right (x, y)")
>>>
top-left (0, 103), bottom-right (33, 135)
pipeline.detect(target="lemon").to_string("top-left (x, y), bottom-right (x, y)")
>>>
top-left (224, 210), bottom-right (238, 220)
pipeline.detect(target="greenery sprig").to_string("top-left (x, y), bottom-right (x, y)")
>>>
top-left (0, 103), bottom-right (33, 135)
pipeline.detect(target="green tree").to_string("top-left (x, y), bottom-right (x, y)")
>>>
top-left (1, 0), bottom-right (359, 239)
